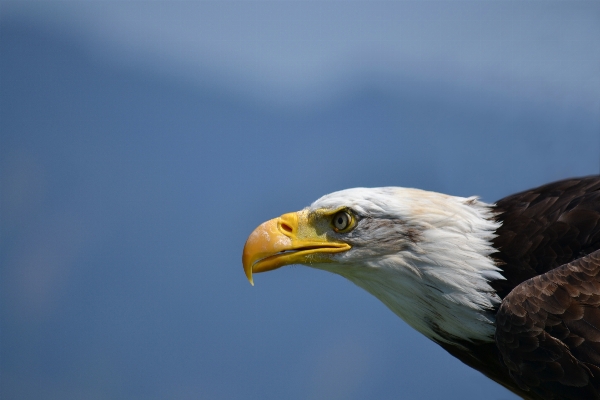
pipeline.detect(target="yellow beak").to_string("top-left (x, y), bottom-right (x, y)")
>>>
top-left (242, 211), bottom-right (351, 285)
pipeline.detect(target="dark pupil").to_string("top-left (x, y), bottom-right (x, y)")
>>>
top-left (336, 214), bottom-right (347, 228)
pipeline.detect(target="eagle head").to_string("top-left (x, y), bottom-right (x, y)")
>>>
top-left (243, 187), bottom-right (504, 344)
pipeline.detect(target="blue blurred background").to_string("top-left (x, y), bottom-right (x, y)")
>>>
top-left (2, 2), bottom-right (599, 399)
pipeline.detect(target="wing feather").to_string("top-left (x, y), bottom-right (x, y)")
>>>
top-left (496, 250), bottom-right (600, 399)
top-left (492, 176), bottom-right (600, 299)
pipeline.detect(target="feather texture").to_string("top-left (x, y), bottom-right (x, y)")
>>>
top-left (311, 187), bottom-right (503, 344)
top-left (496, 250), bottom-right (600, 399)
top-left (492, 176), bottom-right (600, 299)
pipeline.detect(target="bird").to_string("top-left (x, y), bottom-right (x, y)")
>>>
top-left (242, 176), bottom-right (600, 400)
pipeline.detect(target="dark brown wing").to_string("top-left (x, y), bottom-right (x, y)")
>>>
top-left (492, 176), bottom-right (600, 299)
top-left (496, 250), bottom-right (600, 400)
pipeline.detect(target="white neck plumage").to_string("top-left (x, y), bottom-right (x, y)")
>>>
top-left (317, 189), bottom-right (504, 346)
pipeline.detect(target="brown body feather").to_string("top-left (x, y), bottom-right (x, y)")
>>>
top-left (493, 176), bottom-right (600, 299)
top-left (496, 250), bottom-right (600, 399)
top-left (440, 176), bottom-right (600, 399)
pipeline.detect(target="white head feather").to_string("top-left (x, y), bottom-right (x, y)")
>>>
top-left (309, 187), bottom-right (504, 345)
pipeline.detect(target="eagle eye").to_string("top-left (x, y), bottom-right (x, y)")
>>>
top-left (332, 210), bottom-right (354, 232)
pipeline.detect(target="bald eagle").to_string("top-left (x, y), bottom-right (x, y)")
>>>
top-left (243, 176), bottom-right (600, 400)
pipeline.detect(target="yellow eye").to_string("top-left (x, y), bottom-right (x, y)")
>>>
top-left (332, 211), bottom-right (352, 232)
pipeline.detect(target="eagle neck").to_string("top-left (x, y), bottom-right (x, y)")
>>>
top-left (335, 193), bottom-right (504, 345)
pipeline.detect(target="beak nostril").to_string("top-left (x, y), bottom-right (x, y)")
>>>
top-left (281, 223), bottom-right (293, 233)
